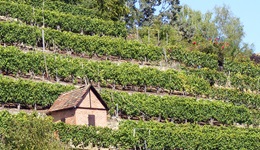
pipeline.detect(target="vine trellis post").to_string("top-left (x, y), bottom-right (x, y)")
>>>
top-left (157, 30), bottom-right (160, 45)
top-left (81, 63), bottom-right (88, 86)
top-left (116, 103), bottom-right (119, 118)
top-left (32, 7), bottom-right (35, 26)
top-left (166, 33), bottom-right (169, 46)
top-left (133, 128), bottom-right (151, 150)
top-left (42, 0), bottom-right (49, 79)
top-left (97, 66), bottom-right (101, 92)
top-left (17, 103), bottom-right (20, 110)
top-left (136, 27), bottom-right (139, 41)
top-left (226, 71), bottom-right (231, 87)
top-left (163, 48), bottom-right (167, 63)
top-left (257, 78), bottom-right (259, 92)
top-left (148, 29), bottom-right (150, 44)
top-left (55, 56), bottom-right (59, 82)
top-left (52, 39), bottom-right (56, 52)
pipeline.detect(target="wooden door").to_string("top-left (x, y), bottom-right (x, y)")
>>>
top-left (88, 115), bottom-right (95, 126)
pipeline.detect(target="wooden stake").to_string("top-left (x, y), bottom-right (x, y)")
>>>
top-left (157, 30), bottom-right (160, 45)
top-left (17, 103), bottom-right (20, 110)
top-left (166, 33), bottom-right (169, 45)
top-left (148, 29), bottom-right (150, 43)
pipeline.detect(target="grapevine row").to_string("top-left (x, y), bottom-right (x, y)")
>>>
top-left (0, 1), bottom-right (126, 37)
top-left (168, 46), bottom-right (260, 78)
top-left (0, 22), bottom-right (161, 61)
top-left (12, 41), bottom-right (260, 92)
top-left (0, 75), bottom-right (74, 106)
top-left (1, 75), bottom-right (256, 125)
top-left (1, 0), bottom-right (99, 18)
top-left (101, 90), bottom-right (254, 125)
top-left (1, 46), bottom-right (260, 108)
top-left (56, 120), bottom-right (260, 149)
top-left (185, 67), bottom-right (260, 91)
top-left (2, 111), bottom-right (259, 149)
top-left (0, 46), bottom-right (211, 97)
top-left (1, 108), bottom-right (260, 149)
top-left (168, 45), bottom-right (218, 69)
top-left (1, 21), bottom-right (259, 80)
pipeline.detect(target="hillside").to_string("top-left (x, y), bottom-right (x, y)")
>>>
top-left (0, 0), bottom-right (260, 149)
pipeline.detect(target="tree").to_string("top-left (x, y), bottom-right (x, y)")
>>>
top-left (97, 0), bottom-right (129, 21)
top-left (170, 5), bottom-right (197, 42)
top-left (0, 111), bottom-right (65, 149)
top-left (158, 0), bottom-right (181, 25)
top-left (213, 5), bottom-right (245, 57)
top-left (125, 0), bottom-right (159, 28)
top-left (125, 0), bottom-right (182, 29)
top-left (81, 0), bottom-right (129, 21)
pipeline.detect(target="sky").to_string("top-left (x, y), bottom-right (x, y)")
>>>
top-left (181, 0), bottom-right (260, 53)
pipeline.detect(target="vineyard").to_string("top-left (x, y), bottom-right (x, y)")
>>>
top-left (0, 0), bottom-right (260, 149)
top-left (1, 46), bottom-right (260, 109)
top-left (0, 1), bottom-right (127, 37)
top-left (1, 111), bottom-right (260, 149)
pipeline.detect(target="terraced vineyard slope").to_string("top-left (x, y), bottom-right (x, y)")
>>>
top-left (0, 0), bottom-right (260, 149)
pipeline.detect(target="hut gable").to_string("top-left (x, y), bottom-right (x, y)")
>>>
top-left (78, 90), bottom-right (105, 109)
top-left (48, 85), bottom-right (108, 112)
top-left (48, 85), bottom-right (108, 127)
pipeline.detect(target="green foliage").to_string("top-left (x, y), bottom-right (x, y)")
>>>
top-left (0, 111), bottom-right (260, 149)
top-left (214, 5), bottom-right (244, 51)
top-left (209, 87), bottom-right (260, 109)
top-left (117, 120), bottom-right (260, 149)
top-left (2, 0), bottom-right (99, 18)
top-left (183, 65), bottom-right (260, 91)
top-left (0, 1), bottom-right (126, 37)
top-left (0, 21), bottom-right (161, 61)
top-left (0, 75), bottom-right (74, 106)
top-left (184, 67), bottom-right (227, 86)
top-left (176, 4), bottom-right (250, 59)
top-left (101, 89), bottom-right (254, 125)
top-left (225, 58), bottom-right (260, 77)
top-left (1, 46), bottom-right (260, 109)
top-left (168, 46), bottom-right (219, 69)
top-left (136, 25), bottom-right (182, 47)
top-left (0, 1), bottom-right (259, 148)
top-left (168, 46), bottom-right (260, 78)
top-left (125, 0), bottom-right (181, 28)
top-left (0, 46), bottom-right (210, 96)
top-left (56, 120), bottom-right (260, 149)
top-left (0, 21), bottom-right (259, 81)
top-left (89, 0), bottom-right (129, 21)
top-left (3, 0), bottom-right (129, 21)
top-left (54, 122), bottom-right (115, 147)
top-left (0, 73), bottom-right (258, 125)
top-left (0, 111), bottom-right (65, 149)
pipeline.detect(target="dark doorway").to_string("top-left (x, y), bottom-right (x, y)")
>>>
top-left (88, 115), bottom-right (95, 126)
top-left (61, 118), bottom-right (66, 123)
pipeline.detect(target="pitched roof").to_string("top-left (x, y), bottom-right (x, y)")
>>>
top-left (48, 85), bottom-right (108, 113)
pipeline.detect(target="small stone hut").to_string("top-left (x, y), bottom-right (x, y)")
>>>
top-left (47, 85), bottom-right (109, 127)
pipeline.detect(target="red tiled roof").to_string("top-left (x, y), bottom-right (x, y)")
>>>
top-left (48, 85), bottom-right (108, 113)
